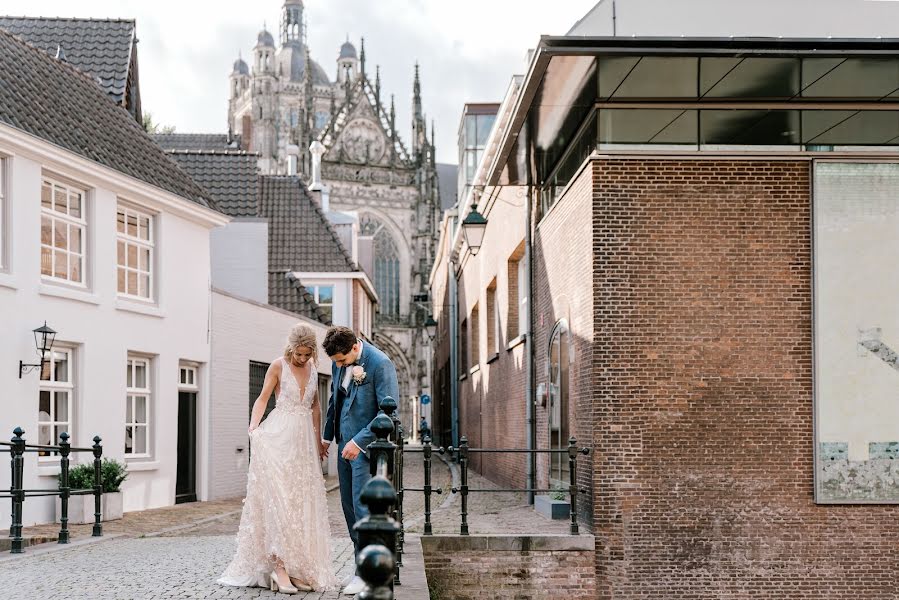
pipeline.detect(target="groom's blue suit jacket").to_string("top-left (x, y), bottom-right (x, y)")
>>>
top-left (323, 341), bottom-right (399, 452)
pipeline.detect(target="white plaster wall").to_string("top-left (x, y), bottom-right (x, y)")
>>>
top-left (209, 290), bottom-right (334, 500)
top-left (210, 219), bottom-right (269, 304)
top-left (0, 149), bottom-right (217, 529)
top-left (815, 162), bottom-right (899, 461)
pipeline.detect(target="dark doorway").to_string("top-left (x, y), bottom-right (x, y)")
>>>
top-left (175, 390), bottom-right (197, 504)
top-left (248, 360), bottom-right (276, 422)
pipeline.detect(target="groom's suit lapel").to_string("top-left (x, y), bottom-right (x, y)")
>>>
top-left (346, 343), bottom-right (370, 410)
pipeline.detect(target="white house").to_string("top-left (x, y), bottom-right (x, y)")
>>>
top-left (0, 27), bottom-right (229, 528)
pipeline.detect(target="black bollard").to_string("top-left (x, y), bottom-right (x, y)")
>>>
top-left (423, 435), bottom-right (433, 535)
top-left (92, 436), bottom-right (103, 537)
top-left (568, 436), bottom-right (579, 535)
top-left (459, 436), bottom-right (469, 536)
top-left (10, 427), bottom-right (25, 553)
top-left (58, 431), bottom-right (71, 544)
top-left (354, 477), bottom-right (400, 595)
top-left (357, 544), bottom-right (395, 600)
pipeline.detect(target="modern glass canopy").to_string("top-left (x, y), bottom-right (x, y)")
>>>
top-left (488, 37), bottom-right (899, 189)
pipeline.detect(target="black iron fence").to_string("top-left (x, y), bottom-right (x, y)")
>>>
top-left (1, 427), bottom-right (105, 553)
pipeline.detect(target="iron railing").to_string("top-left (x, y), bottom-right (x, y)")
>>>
top-left (1, 427), bottom-right (105, 553)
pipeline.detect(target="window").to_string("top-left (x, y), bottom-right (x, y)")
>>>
top-left (517, 258), bottom-right (527, 338)
top-left (547, 321), bottom-right (570, 487)
top-left (125, 356), bottom-right (152, 457)
top-left (41, 178), bottom-right (86, 284)
top-left (179, 366), bottom-right (197, 388)
top-left (459, 318), bottom-right (468, 373)
top-left (0, 158), bottom-right (6, 270)
top-left (470, 303), bottom-right (480, 367)
top-left (507, 243), bottom-right (527, 342)
top-left (38, 348), bottom-right (73, 459)
top-left (361, 217), bottom-right (401, 320)
top-left (117, 205), bottom-right (154, 300)
top-left (486, 281), bottom-right (499, 358)
top-left (311, 285), bottom-right (334, 323)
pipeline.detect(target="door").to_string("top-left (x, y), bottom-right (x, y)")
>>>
top-left (175, 391), bottom-right (197, 504)
top-left (547, 320), bottom-right (570, 489)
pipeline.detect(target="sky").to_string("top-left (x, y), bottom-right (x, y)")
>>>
top-left (5, 0), bottom-right (599, 164)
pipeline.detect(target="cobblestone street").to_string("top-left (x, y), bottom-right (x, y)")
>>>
top-left (1, 448), bottom-right (575, 599)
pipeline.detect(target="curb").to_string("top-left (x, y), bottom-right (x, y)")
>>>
top-left (0, 533), bottom-right (126, 562)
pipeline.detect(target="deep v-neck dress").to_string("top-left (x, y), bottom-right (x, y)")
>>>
top-left (218, 357), bottom-right (337, 591)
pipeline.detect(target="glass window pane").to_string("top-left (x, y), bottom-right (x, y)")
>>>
top-left (127, 271), bottom-right (138, 295)
top-left (140, 274), bottom-right (150, 298)
top-left (127, 243), bottom-right (137, 268)
top-left (39, 390), bottom-right (51, 417)
top-left (69, 192), bottom-right (81, 219)
top-left (69, 256), bottom-right (82, 283)
top-left (135, 426), bottom-right (147, 454)
top-left (126, 395), bottom-right (133, 422)
top-left (600, 109), bottom-right (697, 145)
top-left (55, 391), bottom-right (69, 422)
top-left (127, 213), bottom-right (138, 237)
top-left (139, 216), bottom-right (150, 241)
top-left (39, 425), bottom-right (51, 446)
top-left (600, 56), bottom-right (698, 99)
top-left (803, 110), bottom-right (899, 145)
top-left (54, 250), bottom-right (67, 279)
top-left (117, 241), bottom-right (125, 266)
top-left (54, 425), bottom-right (66, 445)
top-left (700, 109), bottom-right (800, 145)
top-left (134, 362), bottom-right (146, 388)
top-left (54, 220), bottom-right (67, 249)
top-left (700, 57), bottom-right (798, 98)
top-left (318, 285), bottom-right (334, 304)
top-left (476, 114), bottom-right (496, 145)
top-left (53, 186), bottom-right (66, 213)
top-left (117, 267), bottom-right (126, 293)
top-left (69, 226), bottom-right (81, 253)
top-left (41, 246), bottom-right (52, 276)
top-left (135, 395), bottom-right (146, 423)
top-left (140, 248), bottom-right (150, 272)
top-left (53, 351), bottom-right (69, 382)
top-left (125, 426), bottom-right (133, 453)
top-left (117, 210), bottom-right (126, 233)
top-left (41, 216), bottom-right (51, 246)
top-left (41, 183), bottom-right (52, 210)
top-left (465, 116), bottom-right (477, 148)
top-left (802, 58), bottom-right (899, 99)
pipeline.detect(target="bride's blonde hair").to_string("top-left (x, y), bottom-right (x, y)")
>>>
top-left (284, 323), bottom-right (318, 363)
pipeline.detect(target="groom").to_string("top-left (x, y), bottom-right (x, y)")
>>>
top-left (321, 326), bottom-right (399, 596)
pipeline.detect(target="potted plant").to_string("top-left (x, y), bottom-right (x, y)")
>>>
top-left (56, 459), bottom-right (128, 524)
top-left (535, 484), bottom-right (571, 520)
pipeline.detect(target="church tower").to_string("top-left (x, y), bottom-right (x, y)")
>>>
top-left (280, 0), bottom-right (304, 47)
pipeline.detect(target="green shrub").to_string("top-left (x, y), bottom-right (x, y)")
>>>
top-left (58, 459), bottom-right (128, 493)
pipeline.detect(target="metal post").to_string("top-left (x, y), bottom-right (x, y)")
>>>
top-left (357, 544), bottom-right (395, 600)
top-left (58, 431), bottom-right (71, 544)
top-left (394, 423), bottom-right (404, 583)
top-left (10, 427), bottom-right (25, 554)
top-left (423, 435), bottom-right (433, 535)
top-left (92, 436), bottom-right (103, 537)
top-left (459, 436), bottom-right (469, 536)
top-left (568, 436), bottom-right (579, 535)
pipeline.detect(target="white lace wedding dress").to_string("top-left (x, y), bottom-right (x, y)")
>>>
top-left (218, 357), bottom-right (338, 591)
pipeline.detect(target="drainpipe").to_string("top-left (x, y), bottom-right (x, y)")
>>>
top-left (526, 185), bottom-right (536, 505)
top-left (449, 253), bottom-right (460, 448)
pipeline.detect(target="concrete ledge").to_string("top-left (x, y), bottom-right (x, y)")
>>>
top-left (421, 533), bottom-right (594, 552)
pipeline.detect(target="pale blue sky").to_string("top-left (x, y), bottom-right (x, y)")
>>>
top-left (5, 0), bottom-right (598, 163)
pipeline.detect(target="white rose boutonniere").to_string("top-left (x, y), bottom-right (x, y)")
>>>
top-left (352, 365), bottom-right (367, 385)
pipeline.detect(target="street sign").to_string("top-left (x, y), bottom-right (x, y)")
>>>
top-left (420, 394), bottom-right (431, 405)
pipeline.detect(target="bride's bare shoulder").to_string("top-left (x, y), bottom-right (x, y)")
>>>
top-left (270, 357), bottom-right (284, 372)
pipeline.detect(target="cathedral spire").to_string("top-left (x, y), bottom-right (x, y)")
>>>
top-left (330, 87), bottom-right (336, 117)
top-left (375, 65), bottom-right (381, 116)
top-left (412, 62), bottom-right (425, 158)
top-left (431, 119), bottom-right (437, 167)
top-left (390, 94), bottom-right (397, 163)
top-left (303, 43), bottom-right (314, 125)
top-left (360, 37), bottom-right (366, 79)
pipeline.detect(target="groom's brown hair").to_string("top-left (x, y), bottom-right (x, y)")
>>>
top-left (323, 326), bottom-right (357, 356)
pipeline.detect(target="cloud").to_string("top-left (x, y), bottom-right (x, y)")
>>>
top-left (4, 0), bottom-right (598, 163)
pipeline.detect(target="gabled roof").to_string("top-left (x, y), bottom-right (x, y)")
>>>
top-left (164, 150), bottom-right (259, 217)
top-left (259, 176), bottom-right (357, 273)
top-left (269, 271), bottom-right (332, 324)
top-left (0, 27), bottom-right (216, 210)
top-left (319, 77), bottom-right (412, 166)
top-left (153, 133), bottom-right (243, 152)
top-left (0, 16), bottom-right (139, 117)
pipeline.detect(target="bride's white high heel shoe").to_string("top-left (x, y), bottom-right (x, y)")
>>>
top-left (270, 571), bottom-right (299, 595)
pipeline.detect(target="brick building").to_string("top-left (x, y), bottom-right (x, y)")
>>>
top-left (431, 35), bottom-right (899, 598)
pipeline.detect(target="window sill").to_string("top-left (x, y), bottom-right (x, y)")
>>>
top-left (38, 464), bottom-right (61, 477)
top-left (0, 272), bottom-right (17, 290)
top-left (469, 365), bottom-right (480, 376)
top-left (507, 334), bottom-right (527, 351)
top-left (486, 352), bottom-right (500, 365)
top-left (125, 460), bottom-right (160, 472)
top-left (458, 372), bottom-right (468, 382)
top-left (115, 298), bottom-right (164, 318)
top-left (39, 283), bottom-right (100, 305)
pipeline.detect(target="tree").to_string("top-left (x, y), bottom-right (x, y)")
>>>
top-left (142, 111), bottom-right (176, 134)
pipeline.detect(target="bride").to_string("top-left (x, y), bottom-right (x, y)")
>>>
top-left (218, 324), bottom-right (338, 594)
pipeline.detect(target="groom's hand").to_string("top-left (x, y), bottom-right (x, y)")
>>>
top-left (319, 439), bottom-right (330, 459)
top-left (341, 440), bottom-right (362, 460)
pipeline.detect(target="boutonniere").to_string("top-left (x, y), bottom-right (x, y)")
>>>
top-left (352, 365), bottom-right (367, 385)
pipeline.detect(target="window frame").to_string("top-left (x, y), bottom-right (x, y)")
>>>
top-left (311, 284), bottom-right (335, 323)
top-left (116, 203), bottom-right (155, 301)
top-left (38, 347), bottom-right (74, 461)
top-left (0, 156), bottom-right (6, 272)
top-left (125, 355), bottom-right (152, 459)
top-left (486, 281), bottom-right (499, 359)
top-left (40, 176), bottom-right (87, 286)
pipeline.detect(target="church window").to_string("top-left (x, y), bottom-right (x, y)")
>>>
top-left (361, 217), bottom-right (401, 320)
top-left (315, 111), bottom-right (330, 130)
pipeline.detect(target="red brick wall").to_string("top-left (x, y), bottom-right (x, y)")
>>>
top-left (590, 158), bottom-right (899, 599)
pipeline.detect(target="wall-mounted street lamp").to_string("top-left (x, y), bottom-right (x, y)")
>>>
top-left (424, 315), bottom-right (438, 342)
top-left (19, 322), bottom-right (56, 379)
top-left (461, 202), bottom-right (488, 256)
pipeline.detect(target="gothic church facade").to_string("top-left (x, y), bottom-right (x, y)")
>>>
top-left (227, 0), bottom-right (443, 411)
